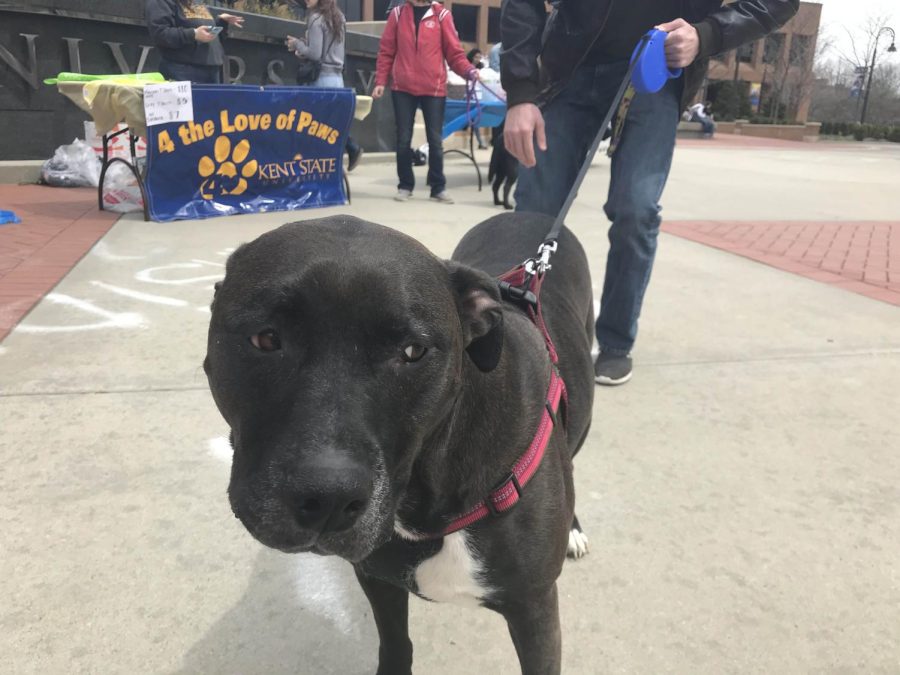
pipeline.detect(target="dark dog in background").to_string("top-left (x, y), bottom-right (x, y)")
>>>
top-left (204, 213), bottom-right (595, 674)
top-left (488, 122), bottom-right (518, 210)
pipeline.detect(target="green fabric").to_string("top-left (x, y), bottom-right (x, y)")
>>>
top-left (44, 72), bottom-right (166, 86)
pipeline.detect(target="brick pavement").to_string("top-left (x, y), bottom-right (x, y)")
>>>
top-left (663, 220), bottom-right (900, 306)
top-left (0, 185), bottom-right (119, 341)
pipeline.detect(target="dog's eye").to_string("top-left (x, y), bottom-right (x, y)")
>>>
top-left (250, 330), bottom-right (281, 352)
top-left (402, 344), bottom-right (427, 363)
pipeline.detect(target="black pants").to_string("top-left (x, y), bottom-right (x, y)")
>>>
top-left (391, 90), bottom-right (445, 196)
top-left (159, 59), bottom-right (223, 84)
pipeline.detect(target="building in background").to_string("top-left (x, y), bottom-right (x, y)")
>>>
top-left (705, 1), bottom-right (822, 123)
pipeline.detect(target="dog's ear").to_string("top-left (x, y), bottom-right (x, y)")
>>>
top-left (446, 261), bottom-right (504, 372)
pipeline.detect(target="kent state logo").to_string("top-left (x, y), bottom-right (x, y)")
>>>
top-left (198, 136), bottom-right (258, 200)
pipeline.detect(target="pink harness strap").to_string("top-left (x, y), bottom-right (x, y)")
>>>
top-left (439, 265), bottom-right (568, 537)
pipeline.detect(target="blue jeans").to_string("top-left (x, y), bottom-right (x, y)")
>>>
top-left (313, 71), bottom-right (345, 88)
top-left (158, 59), bottom-right (222, 84)
top-left (391, 91), bottom-right (445, 196)
top-left (515, 61), bottom-right (681, 355)
top-left (690, 112), bottom-right (716, 135)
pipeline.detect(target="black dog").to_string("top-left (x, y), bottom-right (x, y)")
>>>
top-left (488, 124), bottom-right (518, 210)
top-left (205, 213), bottom-right (594, 674)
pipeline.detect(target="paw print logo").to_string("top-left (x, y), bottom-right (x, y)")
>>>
top-left (198, 136), bottom-right (259, 200)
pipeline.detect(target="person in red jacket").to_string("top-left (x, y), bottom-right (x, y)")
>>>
top-left (373, 0), bottom-right (477, 204)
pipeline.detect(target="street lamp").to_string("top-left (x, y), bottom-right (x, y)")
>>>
top-left (860, 26), bottom-right (897, 124)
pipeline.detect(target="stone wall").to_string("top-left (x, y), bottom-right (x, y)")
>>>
top-left (0, 0), bottom-right (391, 159)
top-left (716, 120), bottom-right (822, 142)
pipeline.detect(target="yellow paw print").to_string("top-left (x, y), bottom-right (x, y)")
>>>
top-left (198, 137), bottom-right (258, 200)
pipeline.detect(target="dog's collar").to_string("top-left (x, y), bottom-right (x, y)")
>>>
top-left (439, 364), bottom-right (566, 537)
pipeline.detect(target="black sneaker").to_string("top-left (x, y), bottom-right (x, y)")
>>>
top-left (594, 352), bottom-right (632, 386)
top-left (347, 147), bottom-right (364, 172)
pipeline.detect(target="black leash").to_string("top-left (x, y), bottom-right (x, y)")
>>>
top-left (523, 34), bottom-right (652, 279)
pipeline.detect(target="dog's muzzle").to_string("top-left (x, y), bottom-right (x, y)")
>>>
top-left (230, 454), bottom-right (392, 561)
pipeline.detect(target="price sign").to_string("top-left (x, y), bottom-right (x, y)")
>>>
top-left (144, 82), bottom-right (194, 127)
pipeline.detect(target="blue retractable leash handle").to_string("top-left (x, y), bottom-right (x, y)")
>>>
top-left (630, 28), bottom-right (683, 95)
top-left (531, 29), bottom-right (682, 276)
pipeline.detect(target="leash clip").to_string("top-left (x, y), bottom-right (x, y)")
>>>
top-left (536, 240), bottom-right (558, 275)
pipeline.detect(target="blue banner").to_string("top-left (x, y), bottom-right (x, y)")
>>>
top-left (145, 85), bottom-right (355, 222)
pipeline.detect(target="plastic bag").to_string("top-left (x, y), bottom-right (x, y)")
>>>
top-left (0, 210), bottom-right (22, 225)
top-left (413, 144), bottom-right (428, 166)
top-left (41, 139), bottom-right (102, 188)
top-left (101, 162), bottom-right (144, 214)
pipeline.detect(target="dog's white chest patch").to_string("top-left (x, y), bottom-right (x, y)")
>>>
top-left (414, 531), bottom-right (492, 607)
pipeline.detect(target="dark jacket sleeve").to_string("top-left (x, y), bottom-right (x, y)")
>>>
top-left (499, 0), bottom-right (548, 108)
top-left (693, 0), bottom-right (800, 59)
top-left (146, 0), bottom-right (196, 50)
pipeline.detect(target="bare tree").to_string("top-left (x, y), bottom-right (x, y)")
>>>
top-left (811, 12), bottom-right (900, 125)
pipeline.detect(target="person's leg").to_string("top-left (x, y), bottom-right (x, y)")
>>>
top-left (419, 95), bottom-right (446, 197)
top-left (475, 126), bottom-right (486, 149)
top-left (595, 76), bottom-right (682, 358)
top-left (514, 62), bottom-right (626, 216)
top-left (391, 90), bottom-right (417, 193)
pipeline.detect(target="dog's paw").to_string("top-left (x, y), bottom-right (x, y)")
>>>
top-left (567, 528), bottom-right (590, 559)
top-left (503, 203), bottom-right (514, 210)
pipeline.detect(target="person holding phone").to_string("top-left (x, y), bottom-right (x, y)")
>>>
top-left (285, 0), bottom-right (364, 171)
top-left (146, 0), bottom-right (244, 84)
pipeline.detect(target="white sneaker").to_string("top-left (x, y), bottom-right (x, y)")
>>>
top-left (430, 191), bottom-right (454, 204)
top-left (394, 189), bottom-right (412, 202)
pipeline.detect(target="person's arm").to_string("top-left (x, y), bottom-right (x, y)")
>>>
top-left (214, 12), bottom-right (244, 42)
top-left (145, 0), bottom-right (196, 50)
top-left (498, 0), bottom-right (547, 108)
top-left (373, 8), bottom-right (399, 96)
top-left (694, 0), bottom-right (799, 59)
top-left (295, 19), bottom-right (325, 60)
top-left (659, 0), bottom-right (798, 69)
top-left (440, 12), bottom-right (477, 80)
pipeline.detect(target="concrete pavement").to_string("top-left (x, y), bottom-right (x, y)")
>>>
top-left (2, 140), bottom-right (899, 674)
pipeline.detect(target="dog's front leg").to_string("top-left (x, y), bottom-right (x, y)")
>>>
top-left (500, 583), bottom-right (562, 675)
top-left (355, 569), bottom-right (413, 675)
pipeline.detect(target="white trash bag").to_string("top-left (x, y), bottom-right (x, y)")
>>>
top-left (41, 139), bottom-right (102, 188)
top-left (101, 162), bottom-right (144, 214)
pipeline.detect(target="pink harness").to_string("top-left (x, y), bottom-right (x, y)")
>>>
top-left (439, 264), bottom-right (568, 537)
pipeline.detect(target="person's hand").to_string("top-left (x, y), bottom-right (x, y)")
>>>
top-left (656, 18), bottom-right (700, 68)
top-left (218, 13), bottom-right (245, 28)
top-left (372, 85), bottom-right (385, 99)
top-left (194, 26), bottom-right (216, 43)
top-left (469, 69), bottom-right (480, 82)
top-left (504, 103), bottom-right (546, 168)
top-left (285, 35), bottom-right (301, 52)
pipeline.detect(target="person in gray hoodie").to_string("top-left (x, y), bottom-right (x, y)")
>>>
top-left (286, 0), bottom-right (363, 170)
top-left (145, 0), bottom-right (243, 83)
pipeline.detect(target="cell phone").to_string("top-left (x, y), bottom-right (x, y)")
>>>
top-left (205, 26), bottom-right (224, 36)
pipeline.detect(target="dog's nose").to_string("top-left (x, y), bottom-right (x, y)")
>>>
top-left (290, 468), bottom-right (371, 534)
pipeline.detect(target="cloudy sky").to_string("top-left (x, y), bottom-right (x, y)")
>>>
top-left (815, 0), bottom-right (898, 64)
